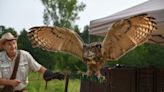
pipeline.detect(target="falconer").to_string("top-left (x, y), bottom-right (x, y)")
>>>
top-left (0, 32), bottom-right (64, 92)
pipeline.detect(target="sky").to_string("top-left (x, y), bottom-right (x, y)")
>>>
top-left (0, 0), bottom-right (148, 33)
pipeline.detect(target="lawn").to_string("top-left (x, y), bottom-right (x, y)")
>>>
top-left (27, 72), bottom-right (81, 92)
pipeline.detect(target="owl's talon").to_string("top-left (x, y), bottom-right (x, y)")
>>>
top-left (81, 73), bottom-right (91, 80)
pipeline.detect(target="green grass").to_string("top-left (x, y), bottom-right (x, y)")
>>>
top-left (27, 72), bottom-right (81, 92)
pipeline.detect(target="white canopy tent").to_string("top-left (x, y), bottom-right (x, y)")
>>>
top-left (90, 0), bottom-right (164, 45)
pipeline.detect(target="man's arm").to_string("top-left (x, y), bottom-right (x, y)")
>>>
top-left (37, 66), bottom-right (47, 74)
top-left (0, 78), bottom-right (21, 87)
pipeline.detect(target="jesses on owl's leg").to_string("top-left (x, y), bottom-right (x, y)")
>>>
top-left (95, 70), bottom-right (101, 77)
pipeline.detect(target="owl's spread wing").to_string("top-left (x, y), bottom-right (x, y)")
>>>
top-left (102, 14), bottom-right (157, 61)
top-left (28, 26), bottom-right (84, 59)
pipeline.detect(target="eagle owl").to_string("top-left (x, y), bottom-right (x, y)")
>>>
top-left (28, 14), bottom-right (157, 78)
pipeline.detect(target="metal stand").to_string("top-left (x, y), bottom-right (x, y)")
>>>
top-left (64, 74), bottom-right (69, 92)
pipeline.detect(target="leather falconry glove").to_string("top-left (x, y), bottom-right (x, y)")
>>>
top-left (43, 70), bottom-right (65, 89)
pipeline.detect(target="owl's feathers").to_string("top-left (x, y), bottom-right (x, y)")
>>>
top-left (29, 26), bottom-right (84, 59)
top-left (28, 14), bottom-right (157, 77)
top-left (102, 14), bottom-right (157, 61)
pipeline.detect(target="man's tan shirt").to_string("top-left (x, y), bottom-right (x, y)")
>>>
top-left (0, 50), bottom-right (41, 91)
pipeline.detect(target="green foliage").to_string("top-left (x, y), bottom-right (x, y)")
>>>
top-left (28, 72), bottom-right (81, 92)
top-left (80, 25), bottom-right (104, 44)
top-left (41, 0), bottom-right (86, 28)
top-left (52, 53), bottom-right (86, 73)
top-left (0, 26), bottom-right (17, 37)
top-left (143, 44), bottom-right (164, 68)
top-left (107, 44), bottom-right (164, 68)
top-left (17, 30), bottom-right (32, 51)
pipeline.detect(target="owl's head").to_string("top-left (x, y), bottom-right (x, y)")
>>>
top-left (83, 42), bottom-right (102, 62)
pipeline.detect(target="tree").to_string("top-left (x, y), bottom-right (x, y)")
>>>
top-left (0, 26), bottom-right (17, 37)
top-left (17, 29), bottom-right (32, 51)
top-left (41, 0), bottom-right (85, 28)
top-left (80, 25), bottom-right (104, 44)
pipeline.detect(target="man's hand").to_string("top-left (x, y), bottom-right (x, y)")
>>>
top-left (9, 79), bottom-right (21, 87)
top-left (43, 70), bottom-right (65, 81)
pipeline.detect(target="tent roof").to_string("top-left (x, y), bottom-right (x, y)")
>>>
top-left (90, 0), bottom-right (164, 45)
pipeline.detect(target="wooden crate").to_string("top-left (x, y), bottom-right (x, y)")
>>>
top-left (80, 67), bottom-right (164, 92)
top-left (80, 67), bottom-right (135, 92)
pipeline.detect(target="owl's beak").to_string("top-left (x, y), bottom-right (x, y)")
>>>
top-left (83, 51), bottom-right (94, 60)
top-left (87, 51), bottom-right (94, 59)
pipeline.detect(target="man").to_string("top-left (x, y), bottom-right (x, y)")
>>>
top-left (0, 32), bottom-right (64, 92)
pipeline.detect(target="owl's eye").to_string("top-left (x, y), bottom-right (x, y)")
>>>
top-left (83, 44), bottom-right (90, 49)
top-left (83, 45), bottom-right (86, 48)
top-left (96, 44), bottom-right (101, 48)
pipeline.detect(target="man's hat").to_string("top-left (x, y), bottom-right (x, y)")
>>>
top-left (0, 32), bottom-right (17, 49)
